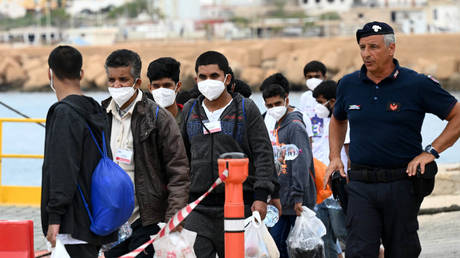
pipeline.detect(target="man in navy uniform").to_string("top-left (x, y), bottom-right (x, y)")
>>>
top-left (325, 21), bottom-right (460, 257)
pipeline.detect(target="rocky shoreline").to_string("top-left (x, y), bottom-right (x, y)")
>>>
top-left (1, 34), bottom-right (460, 92)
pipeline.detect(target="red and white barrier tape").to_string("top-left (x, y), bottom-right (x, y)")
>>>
top-left (120, 170), bottom-right (228, 258)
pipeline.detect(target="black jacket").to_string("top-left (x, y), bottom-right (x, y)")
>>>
top-left (41, 94), bottom-right (117, 245)
top-left (181, 94), bottom-right (275, 207)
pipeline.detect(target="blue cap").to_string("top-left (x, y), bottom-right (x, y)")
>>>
top-left (356, 21), bottom-right (394, 43)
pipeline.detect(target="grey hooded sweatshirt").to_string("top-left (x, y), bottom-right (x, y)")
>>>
top-left (274, 110), bottom-right (316, 215)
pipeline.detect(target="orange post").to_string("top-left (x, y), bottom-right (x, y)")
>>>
top-left (218, 152), bottom-right (248, 258)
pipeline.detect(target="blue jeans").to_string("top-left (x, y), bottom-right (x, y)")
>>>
top-left (268, 215), bottom-right (296, 258)
top-left (315, 199), bottom-right (347, 258)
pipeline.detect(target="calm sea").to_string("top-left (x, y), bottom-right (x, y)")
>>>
top-left (1, 91), bottom-right (459, 186)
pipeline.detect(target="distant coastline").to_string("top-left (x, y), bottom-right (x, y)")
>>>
top-left (1, 34), bottom-right (460, 92)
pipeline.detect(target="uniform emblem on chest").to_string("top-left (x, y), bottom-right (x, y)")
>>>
top-left (348, 104), bottom-right (361, 110)
top-left (387, 102), bottom-right (401, 112)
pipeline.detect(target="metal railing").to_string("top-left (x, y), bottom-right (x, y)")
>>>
top-left (0, 118), bottom-right (45, 205)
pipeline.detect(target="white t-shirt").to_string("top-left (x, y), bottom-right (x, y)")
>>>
top-left (313, 117), bottom-right (350, 171)
top-left (202, 99), bottom-right (233, 122)
top-left (299, 91), bottom-right (317, 120)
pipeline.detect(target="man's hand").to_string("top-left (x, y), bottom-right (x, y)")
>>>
top-left (269, 198), bottom-right (282, 217)
top-left (294, 203), bottom-right (303, 216)
top-left (324, 157), bottom-right (345, 188)
top-left (46, 224), bottom-right (60, 248)
top-left (251, 200), bottom-right (267, 220)
top-left (406, 152), bottom-right (435, 177)
top-left (171, 224), bottom-right (183, 233)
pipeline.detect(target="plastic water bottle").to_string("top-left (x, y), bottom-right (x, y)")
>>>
top-left (101, 222), bottom-right (132, 251)
top-left (324, 198), bottom-right (342, 210)
top-left (282, 144), bottom-right (299, 160)
top-left (264, 204), bottom-right (279, 227)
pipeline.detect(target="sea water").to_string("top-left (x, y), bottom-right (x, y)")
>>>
top-left (0, 91), bottom-right (459, 186)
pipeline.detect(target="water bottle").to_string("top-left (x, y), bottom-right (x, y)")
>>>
top-left (324, 198), bottom-right (342, 210)
top-left (101, 222), bottom-right (132, 251)
top-left (264, 204), bottom-right (279, 227)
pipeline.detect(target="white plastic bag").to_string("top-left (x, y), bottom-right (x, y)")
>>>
top-left (286, 206), bottom-right (326, 258)
top-left (244, 211), bottom-right (275, 258)
top-left (153, 228), bottom-right (197, 258)
top-left (50, 239), bottom-right (71, 258)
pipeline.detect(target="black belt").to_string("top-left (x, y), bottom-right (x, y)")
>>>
top-left (349, 163), bottom-right (408, 183)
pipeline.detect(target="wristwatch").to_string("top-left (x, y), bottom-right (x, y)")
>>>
top-left (424, 145), bottom-right (440, 159)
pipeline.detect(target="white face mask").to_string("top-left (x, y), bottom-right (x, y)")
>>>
top-left (306, 78), bottom-right (323, 91)
top-left (267, 105), bottom-right (287, 122)
top-left (198, 75), bottom-right (228, 101)
top-left (151, 86), bottom-right (176, 108)
top-left (49, 68), bottom-right (56, 93)
top-left (314, 101), bottom-right (331, 118)
top-left (108, 79), bottom-right (138, 107)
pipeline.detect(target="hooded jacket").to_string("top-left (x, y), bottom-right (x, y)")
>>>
top-left (41, 94), bottom-right (117, 245)
top-left (181, 94), bottom-right (275, 207)
top-left (274, 110), bottom-right (316, 214)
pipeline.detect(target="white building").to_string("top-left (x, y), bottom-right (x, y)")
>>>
top-left (358, 0), bottom-right (427, 8)
top-left (0, 0), bottom-right (26, 18)
top-left (392, 9), bottom-right (427, 34)
top-left (425, 0), bottom-right (460, 32)
top-left (298, 0), bottom-right (354, 14)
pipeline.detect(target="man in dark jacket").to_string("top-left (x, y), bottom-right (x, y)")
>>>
top-left (102, 49), bottom-right (190, 257)
top-left (181, 50), bottom-right (276, 257)
top-left (41, 45), bottom-right (117, 257)
top-left (263, 83), bottom-right (316, 258)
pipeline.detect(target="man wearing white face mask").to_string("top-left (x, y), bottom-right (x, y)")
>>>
top-left (181, 51), bottom-right (278, 257)
top-left (263, 83), bottom-right (316, 258)
top-left (313, 80), bottom-right (349, 258)
top-left (102, 49), bottom-right (190, 257)
top-left (146, 57), bottom-right (183, 126)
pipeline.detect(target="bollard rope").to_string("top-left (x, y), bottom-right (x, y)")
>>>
top-left (120, 169), bottom-right (229, 258)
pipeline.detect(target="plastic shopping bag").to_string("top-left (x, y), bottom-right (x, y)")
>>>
top-left (244, 211), bottom-right (272, 258)
top-left (50, 239), bottom-right (70, 258)
top-left (286, 206), bottom-right (326, 258)
top-left (153, 228), bottom-right (197, 258)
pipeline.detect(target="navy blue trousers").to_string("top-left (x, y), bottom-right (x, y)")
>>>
top-left (269, 215), bottom-right (296, 258)
top-left (346, 179), bottom-right (422, 258)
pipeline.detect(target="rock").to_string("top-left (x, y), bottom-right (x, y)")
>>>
top-left (240, 67), bottom-right (265, 88)
top-left (23, 66), bottom-right (49, 91)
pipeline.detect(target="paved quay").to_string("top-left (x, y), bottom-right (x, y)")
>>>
top-left (2, 196), bottom-right (460, 257)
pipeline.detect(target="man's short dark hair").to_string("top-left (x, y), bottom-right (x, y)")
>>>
top-left (234, 79), bottom-right (252, 98)
top-left (260, 73), bottom-right (289, 93)
top-left (303, 60), bottom-right (327, 77)
top-left (147, 57), bottom-right (181, 83)
top-left (48, 45), bottom-right (82, 80)
top-left (105, 49), bottom-right (142, 78)
top-left (195, 51), bottom-right (231, 75)
top-left (312, 80), bottom-right (337, 100)
top-left (263, 84), bottom-right (287, 100)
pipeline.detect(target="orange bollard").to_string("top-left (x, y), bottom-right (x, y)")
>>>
top-left (218, 152), bottom-right (248, 258)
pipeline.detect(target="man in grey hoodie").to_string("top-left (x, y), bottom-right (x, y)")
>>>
top-left (263, 83), bottom-right (317, 258)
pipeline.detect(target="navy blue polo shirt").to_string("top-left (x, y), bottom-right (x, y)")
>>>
top-left (334, 59), bottom-right (458, 168)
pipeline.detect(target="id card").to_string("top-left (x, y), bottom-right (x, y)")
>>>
top-left (115, 149), bottom-right (133, 164)
top-left (203, 121), bottom-right (222, 134)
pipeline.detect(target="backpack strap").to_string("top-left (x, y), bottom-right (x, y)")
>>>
top-left (86, 124), bottom-right (107, 158)
top-left (77, 184), bottom-right (94, 224)
top-left (242, 98), bottom-right (247, 121)
top-left (155, 106), bottom-right (159, 119)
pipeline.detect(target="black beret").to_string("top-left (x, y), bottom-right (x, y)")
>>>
top-left (356, 21), bottom-right (394, 43)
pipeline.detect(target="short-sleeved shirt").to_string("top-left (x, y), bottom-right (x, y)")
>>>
top-left (334, 59), bottom-right (457, 168)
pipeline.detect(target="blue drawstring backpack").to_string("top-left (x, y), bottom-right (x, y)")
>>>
top-left (77, 125), bottom-right (135, 236)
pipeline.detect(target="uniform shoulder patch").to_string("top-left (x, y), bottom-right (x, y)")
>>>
top-left (427, 75), bottom-right (440, 85)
